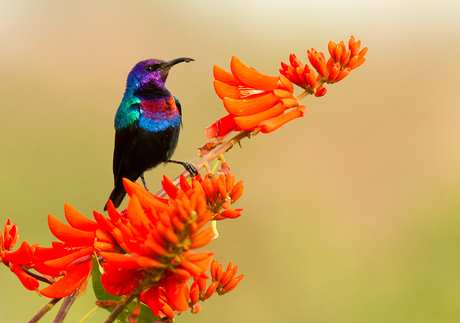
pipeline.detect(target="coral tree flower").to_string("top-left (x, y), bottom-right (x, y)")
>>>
top-left (206, 56), bottom-right (306, 138)
top-left (96, 173), bottom-right (244, 320)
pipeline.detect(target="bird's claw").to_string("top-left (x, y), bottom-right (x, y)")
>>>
top-left (184, 162), bottom-right (199, 177)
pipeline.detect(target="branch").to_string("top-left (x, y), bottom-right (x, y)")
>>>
top-left (28, 298), bottom-right (62, 323)
top-left (156, 130), bottom-right (253, 197)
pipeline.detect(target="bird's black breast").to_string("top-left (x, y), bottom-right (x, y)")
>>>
top-left (113, 124), bottom-right (180, 184)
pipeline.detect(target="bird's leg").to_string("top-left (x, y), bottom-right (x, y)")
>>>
top-left (140, 173), bottom-right (149, 191)
top-left (167, 160), bottom-right (199, 177)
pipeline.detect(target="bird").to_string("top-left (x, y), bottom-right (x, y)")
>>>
top-left (104, 57), bottom-right (197, 211)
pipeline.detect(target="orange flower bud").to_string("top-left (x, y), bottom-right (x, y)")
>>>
top-left (328, 41), bottom-right (336, 60)
top-left (341, 49), bottom-right (351, 66)
top-left (351, 57), bottom-right (366, 69)
top-left (358, 47), bottom-right (368, 59)
top-left (191, 304), bottom-right (201, 314)
top-left (204, 281), bottom-right (219, 299)
top-left (334, 68), bottom-right (351, 82)
top-left (221, 274), bottom-right (244, 294)
top-left (315, 86), bottom-right (327, 97)
top-left (327, 63), bottom-right (340, 83)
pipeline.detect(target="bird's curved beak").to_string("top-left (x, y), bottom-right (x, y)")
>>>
top-left (162, 57), bottom-right (195, 70)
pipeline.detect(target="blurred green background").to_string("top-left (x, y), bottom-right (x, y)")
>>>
top-left (1, 1), bottom-right (460, 322)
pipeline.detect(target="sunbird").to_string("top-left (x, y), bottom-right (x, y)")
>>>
top-left (104, 57), bottom-right (196, 210)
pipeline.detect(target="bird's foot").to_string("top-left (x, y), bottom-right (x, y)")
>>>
top-left (167, 160), bottom-right (199, 177)
top-left (140, 174), bottom-right (149, 191)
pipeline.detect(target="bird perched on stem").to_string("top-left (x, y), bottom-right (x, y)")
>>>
top-left (104, 57), bottom-right (197, 210)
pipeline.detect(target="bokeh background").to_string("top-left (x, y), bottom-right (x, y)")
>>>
top-left (1, 1), bottom-right (460, 322)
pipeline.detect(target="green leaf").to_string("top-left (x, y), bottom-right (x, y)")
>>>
top-left (91, 257), bottom-right (158, 323)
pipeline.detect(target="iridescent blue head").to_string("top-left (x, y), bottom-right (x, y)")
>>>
top-left (127, 57), bottom-right (194, 99)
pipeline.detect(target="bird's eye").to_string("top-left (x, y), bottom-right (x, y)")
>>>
top-left (145, 64), bottom-right (160, 72)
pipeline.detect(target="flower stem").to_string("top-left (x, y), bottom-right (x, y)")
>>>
top-left (156, 131), bottom-right (253, 197)
top-left (28, 298), bottom-right (62, 323)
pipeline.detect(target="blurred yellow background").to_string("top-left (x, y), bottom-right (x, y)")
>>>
top-left (1, 1), bottom-right (459, 322)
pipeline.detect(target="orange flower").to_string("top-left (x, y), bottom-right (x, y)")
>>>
top-left (280, 36), bottom-right (367, 97)
top-left (206, 56), bottom-right (305, 138)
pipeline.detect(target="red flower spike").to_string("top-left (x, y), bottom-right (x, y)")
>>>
top-left (10, 263), bottom-right (39, 291)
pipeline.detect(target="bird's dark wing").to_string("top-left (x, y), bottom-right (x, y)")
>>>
top-left (113, 121), bottom-right (139, 185)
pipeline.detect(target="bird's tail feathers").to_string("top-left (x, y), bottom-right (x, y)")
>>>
top-left (104, 184), bottom-right (127, 211)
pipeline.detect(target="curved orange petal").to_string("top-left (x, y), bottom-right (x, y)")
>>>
top-left (223, 92), bottom-right (279, 116)
top-left (166, 282), bottom-right (190, 312)
top-left (123, 178), bottom-right (171, 212)
top-left (44, 246), bottom-right (94, 269)
top-left (258, 108), bottom-right (303, 133)
top-left (213, 80), bottom-right (241, 100)
top-left (230, 56), bottom-right (279, 91)
top-left (213, 65), bottom-right (240, 85)
top-left (234, 102), bottom-right (285, 130)
top-left (40, 259), bottom-right (92, 298)
top-left (64, 203), bottom-right (99, 231)
top-left (99, 252), bottom-right (142, 269)
top-left (48, 214), bottom-right (95, 247)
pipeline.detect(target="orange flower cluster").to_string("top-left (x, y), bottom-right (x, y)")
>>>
top-left (0, 173), bottom-right (244, 322)
top-left (206, 56), bottom-right (306, 139)
top-left (206, 36), bottom-right (367, 140)
top-left (280, 35), bottom-right (368, 97)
